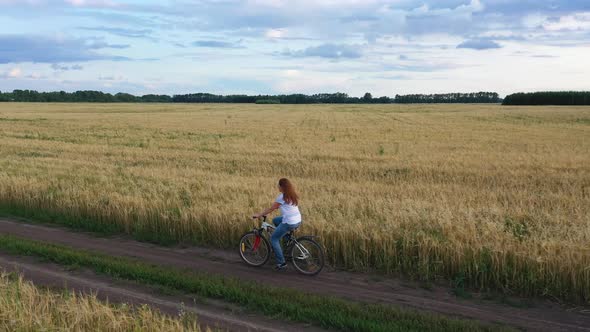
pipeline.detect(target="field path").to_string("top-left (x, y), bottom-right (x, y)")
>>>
top-left (0, 253), bottom-right (323, 332)
top-left (0, 218), bottom-right (589, 331)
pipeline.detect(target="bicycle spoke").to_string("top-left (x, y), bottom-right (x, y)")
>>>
top-left (239, 232), bottom-right (270, 267)
top-left (291, 239), bottom-right (324, 275)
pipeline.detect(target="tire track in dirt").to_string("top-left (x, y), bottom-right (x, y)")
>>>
top-left (0, 218), bottom-right (589, 331)
top-left (0, 254), bottom-right (324, 332)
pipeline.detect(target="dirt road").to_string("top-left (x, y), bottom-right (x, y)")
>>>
top-left (0, 218), bottom-right (589, 331)
top-left (0, 253), bottom-right (323, 332)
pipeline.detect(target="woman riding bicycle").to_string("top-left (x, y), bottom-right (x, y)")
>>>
top-left (252, 178), bottom-right (301, 270)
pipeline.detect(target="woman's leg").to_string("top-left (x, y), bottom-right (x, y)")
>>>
top-left (283, 223), bottom-right (300, 260)
top-left (289, 223), bottom-right (301, 232)
top-left (272, 216), bottom-right (283, 227)
top-left (284, 222), bottom-right (300, 242)
top-left (271, 222), bottom-right (289, 265)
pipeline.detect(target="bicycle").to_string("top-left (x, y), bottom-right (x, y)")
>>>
top-left (238, 216), bottom-right (325, 276)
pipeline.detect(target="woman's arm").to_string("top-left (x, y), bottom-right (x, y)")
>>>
top-left (252, 202), bottom-right (281, 219)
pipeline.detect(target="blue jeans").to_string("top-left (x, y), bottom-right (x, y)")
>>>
top-left (271, 216), bottom-right (300, 265)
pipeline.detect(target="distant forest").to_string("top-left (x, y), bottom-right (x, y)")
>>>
top-left (502, 92), bottom-right (590, 105)
top-left (394, 92), bottom-right (500, 104)
top-left (0, 90), bottom-right (502, 104)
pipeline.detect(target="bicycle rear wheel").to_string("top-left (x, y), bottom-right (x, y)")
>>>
top-left (290, 237), bottom-right (325, 276)
top-left (239, 231), bottom-right (271, 267)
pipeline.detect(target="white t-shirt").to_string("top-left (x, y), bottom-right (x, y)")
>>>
top-left (275, 193), bottom-right (302, 225)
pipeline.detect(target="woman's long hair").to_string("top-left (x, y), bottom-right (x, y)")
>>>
top-left (279, 178), bottom-right (299, 206)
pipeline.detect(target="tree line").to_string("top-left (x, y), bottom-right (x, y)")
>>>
top-left (0, 90), bottom-right (172, 103)
top-left (0, 89), bottom-right (502, 104)
top-left (394, 92), bottom-right (500, 104)
top-left (502, 92), bottom-right (590, 105)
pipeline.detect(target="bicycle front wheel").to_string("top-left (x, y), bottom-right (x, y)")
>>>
top-left (239, 231), bottom-right (271, 267)
top-left (290, 237), bottom-right (325, 276)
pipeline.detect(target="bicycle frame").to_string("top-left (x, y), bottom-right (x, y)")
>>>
top-left (253, 217), bottom-right (311, 259)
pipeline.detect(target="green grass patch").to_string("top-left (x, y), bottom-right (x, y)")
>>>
top-left (0, 117), bottom-right (47, 122)
top-left (255, 99), bottom-right (281, 104)
top-left (0, 234), bottom-right (511, 332)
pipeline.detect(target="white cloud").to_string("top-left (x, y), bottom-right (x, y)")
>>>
top-left (0, 0), bottom-right (44, 4)
top-left (247, 0), bottom-right (284, 7)
top-left (275, 69), bottom-right (353, 93)
top-left (248, 0), bottom-right (381, 8)
top-left (284, 69), bottom-right (301, 77)
top-left (522, 13), bottom-right (548, 29)
top-left (459, 0), bottom-right (484, 13)
top-left (8, 67), bottom-right (22, 78)
top-left (265, 29), bottom-right (285, 39)
top-left (0, 67), bottom-right (25, 79)
top-left (99, 74), bottom-right (126, 81)
top-left (65, 0), bottom-right (119, 8)
top-left (409, 0), bottom-right (484, 17)
top-left (26, 72), bottom-right (46, 79)
top-left (544, 12), bottom-right (590, 31)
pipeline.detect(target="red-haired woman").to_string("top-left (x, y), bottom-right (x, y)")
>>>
top-left (252, 178), bottom-right (301, 270)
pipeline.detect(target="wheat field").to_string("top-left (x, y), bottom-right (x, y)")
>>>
top-left (0, 273), bottom-right (201, 331)
top-left (0, 103), bottom-right (588, 301)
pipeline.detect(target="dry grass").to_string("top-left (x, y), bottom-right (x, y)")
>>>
top-left (0, 272), bottom-right (201, 331)
top-left (0, 103), bottom-right (588, 301)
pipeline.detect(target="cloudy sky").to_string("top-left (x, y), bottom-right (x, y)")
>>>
top-left (0, 0), bottom-right (589, 97)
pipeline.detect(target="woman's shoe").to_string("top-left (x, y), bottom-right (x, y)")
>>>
top-left (275, 263), bottom-right (287, 270)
